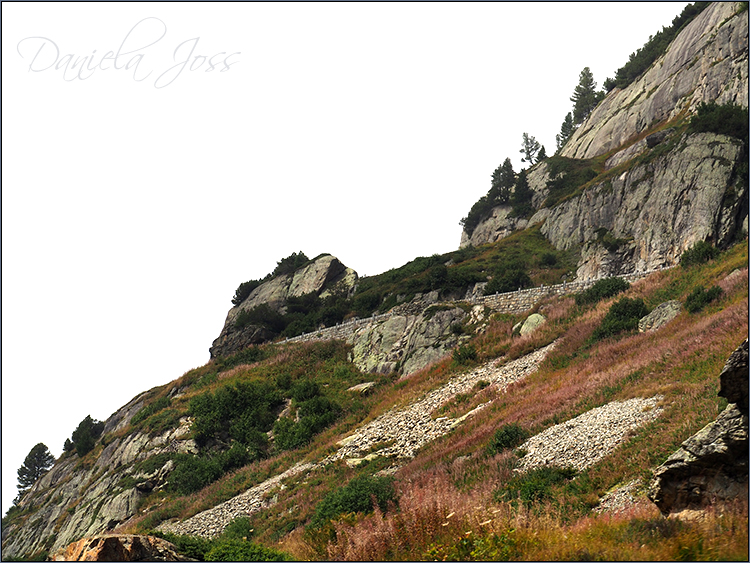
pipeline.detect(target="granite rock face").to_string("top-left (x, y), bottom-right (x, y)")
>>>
top-left (0, 408), bottom-right (195, 560)
top-left (562, 2), bottom-right (748, 160)
top-left (648, 340), bottom-right (749, 515)
top-left (543, 132), bottom-right (746, 279)
top-left (209, 254), bottom-right (357, 358)
top-left (461, 2), bottom-right (748, 280)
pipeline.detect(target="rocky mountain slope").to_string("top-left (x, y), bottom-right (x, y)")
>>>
top-left (461, 1), bottom-right (748, 280)
top-left (2, 4), bottom-right (747, 561)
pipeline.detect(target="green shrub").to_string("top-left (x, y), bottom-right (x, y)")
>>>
top-left (484, 270), bottom-right (533, 295)
top-left (680, 241), bottom-right (719, 267)
top-left (221, 516), bottom-right (254, 540)
top-left (231, 280), bottom-right (262, 306)
top-left (685, 285), bottom-right (723, 313)
top-left (168, 443), bottom-right (250, 495)
top-left (70, 415), bottom-right (105, 457)
top-left (130, 396), bottom-right (171, 426)
top-left (453, 344), bottom-right (478, 365)
top-left (591, 297), bottom-right (650, 341)
top-left (153, 532), bottom-right (213, 561)
top-left (309, 475), bottom-right (396, 529)
top-left (291, 379), bottom-right (320, 402)
top-left (495, 466), bottom-right (577, 506)
top-left (688, 101), bottom-right (749, 141)
top-left (487, 423), bottom-right (529, 455)
top-left (575, 277), bottom-right (630, 306)
top-left (205, 539), bottom-right (292, 562)
top-left (189, 381), bottom-right (282, 447)
top-left (273, 397), bottom-right (342, 452)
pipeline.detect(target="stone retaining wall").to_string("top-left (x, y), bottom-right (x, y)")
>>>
top-left (282, 268), bottom-right (670, 345)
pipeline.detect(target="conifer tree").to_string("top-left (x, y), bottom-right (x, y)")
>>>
top-left (17, 443), bottom-right (55, 493)
top-left (519, 133), bottom-right (541, 165)
top-left (489, 157), bottom-right (516, 204)
top-left (571, 67), bottom-right (603, 125)
top-left (556, 112), bottom-right (575, 152)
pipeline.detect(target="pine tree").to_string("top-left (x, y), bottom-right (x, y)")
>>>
top-left (489, 157), bottom-right (516, 204)
top-left (511, 169), bottom-right (534, 218)
top-left (537, 146), bottom-right (547, 161)
top-left (17, 443), bottom-right (55, 493)
top-left (571, 67), bottom-right (603, 125)
top-left (556, 112), bottom-right (575, 152)
top-left (519, 133), bottom-right (541, 164)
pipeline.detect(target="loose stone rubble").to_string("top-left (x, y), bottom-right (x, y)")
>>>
top-left (157, 462), bottom-right (315, 539)
top-left (593, 479), bottom-right (643, 515)
top-left (326, 342), bottom-right (557, 463)
top-left (157, 343), bottom-right (556, 538)
top-left (157, 345), bottom-right (668, 539)
top-left (516, 396), bottom-right (664, 473)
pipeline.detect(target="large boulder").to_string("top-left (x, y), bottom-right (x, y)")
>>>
top-left (639, 300), bottom-right (682, 332)
top-left (49, 534), bottom-right (191, 561)
top-left (648, 339), bottom-right (749, 515)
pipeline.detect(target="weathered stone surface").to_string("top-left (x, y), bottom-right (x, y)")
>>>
top-left (209, 254), bottom-right (358, 358)
top-left (519, 313), bottom-right (546, 336)
top-left (349, 306), bottom-right (468, 376)
top-left (562, 2), bottom-right (747, 161)
top-left (50, 534), bottom-right (192, 561)
top-left (543, 132), bottom-right (746, 279)
top-left (459, 162), bottom-right (550, 248)
top-left (347, 381), bottom-right (377, 394)
top-left (648, 403), bottom-right (748, 514)
top-left (719, 338), bottom-right (748, 414)
top-left (639, 300), bottom-right (682, 332)
top-left (648, 340), bottom-right (749, 515)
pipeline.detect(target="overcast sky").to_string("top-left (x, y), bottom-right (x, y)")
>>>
top-left (2, 2), bottom-right (689, 515)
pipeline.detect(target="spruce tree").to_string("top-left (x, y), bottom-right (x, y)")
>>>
top-left (17, 443), bottom-right (55, 493)
top-left (556, 112), bottom-right (575, 152)
top-left (571, 67), bottom-right (603, 125)
top-left (489, 157), bottom-right (516, 204)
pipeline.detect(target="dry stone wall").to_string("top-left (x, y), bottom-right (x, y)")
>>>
top-left (282, 269), bottom-right (662, 346)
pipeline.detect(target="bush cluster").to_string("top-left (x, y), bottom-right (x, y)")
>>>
top-left (274, 381), bottom-right (342, 451)
top-left (452, 344), bottom-right (478, 365)
top-left (168, 443), bottom-right (251, 495)
top-left (189, 381), bottom-right (282, 450)
top-left (591, 297), bottom-right (650, 342)
top-left (155, 520), bottom-right (292, 561)
top-left (685, 285), bottom-right (723, 313)
top-left (484, 269), bottom-right (532, 295)
top-left (680, 240), bottom-right (719, 267)
top-left (574, 277), bottom-right (630, 306)
top-left (67, 415), bottom-right (105, 457)
top-left (494, 466), bottom-right (577, 507)
top-left (309, 475), bottom-right (396, 529)
top-left (687, 102), bottom-right (749, 141)
top-left (487, 423), bottom-right (529, 455)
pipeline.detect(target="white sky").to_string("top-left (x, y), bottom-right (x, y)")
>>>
top-left (2, 2), bottom-right (688, 515)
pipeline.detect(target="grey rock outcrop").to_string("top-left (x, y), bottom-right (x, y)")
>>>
top-left (0, 405), bottom-right (195, 560)
top-left (49, 534), bottom-right (192, 562)
top-left (209, 255), bottom-right (357, 358)
top-left (648, 339), bottom-right (749, 515)
top-left (462, 2), bottom-right (747, 279)
top-left (639, 300), bottom-right (682, 332)
top-left (543, 132), bottom-right (746, 279)
top-left (350, 305), bottom-right (469, 376)
top-left (562, 2), bottom-right (748, 160)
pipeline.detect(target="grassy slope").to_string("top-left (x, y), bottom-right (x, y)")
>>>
top-left (105, 241), bottom-right (747, 561)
